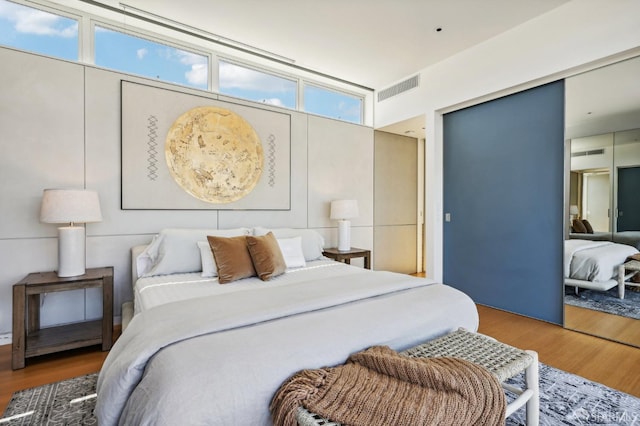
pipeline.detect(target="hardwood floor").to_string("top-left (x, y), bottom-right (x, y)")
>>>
top-left (476, 304), bottom-right (640, 398)
top-left (1, 306), bottom-right (639, 415)
top-left (565, 304), bottom-right (640, 347)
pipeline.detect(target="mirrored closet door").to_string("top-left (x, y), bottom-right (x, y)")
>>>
top-left (564, 55), bottom-right (640, 348)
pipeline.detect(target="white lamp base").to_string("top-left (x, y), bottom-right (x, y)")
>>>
top-left (337, 220), bottom-right (351, 252)
top-left (57, 226), bottom-right (86, 277)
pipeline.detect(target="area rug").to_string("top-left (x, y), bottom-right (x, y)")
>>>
top-left (2, 366), bottom-right (639, 425)
top-left (564, 285), bottom-right (640, 320)
top-left (1, 373), bottom-right (97, 425)
top-left (505, 364), bottom-right (639, 425)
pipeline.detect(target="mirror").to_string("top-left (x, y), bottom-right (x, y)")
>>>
top-left (564, 55), bottom-right (640, 348)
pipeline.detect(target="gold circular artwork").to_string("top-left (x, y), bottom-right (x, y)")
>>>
top-left (165, 106), bottom-right (264, 204)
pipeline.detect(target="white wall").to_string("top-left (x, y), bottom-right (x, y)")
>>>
top-left (0, 46), bottom-right (375, 334)
top-left (375, 0), bottom-right (640, 280)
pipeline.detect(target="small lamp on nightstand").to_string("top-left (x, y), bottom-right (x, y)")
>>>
top-left (330, 199), bottom-right (358, 252)
top-left (40, 189), bottom-right (102, 277)
top-left (569, 205), bottom-right (579, 220)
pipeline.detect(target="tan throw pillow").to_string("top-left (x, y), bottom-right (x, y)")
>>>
top-left (572, 219), bottom-right (587, 233)
top-left (207, 235), bottom-right (256, 284)
top-left (246, 232), bottom-right (286, 281)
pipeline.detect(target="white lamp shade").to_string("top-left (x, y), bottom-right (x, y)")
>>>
top-left (40, 189), bottom-right (102, 224)
top-left (569, 205), bottom-right (579, 216)
top-left (40, 189), bottom-right (102, 277)
top-left (330, 199), bottom-right (359, 220)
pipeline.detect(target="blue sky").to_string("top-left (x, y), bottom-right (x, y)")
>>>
top-left (0, 0), bottom-right (361, 123)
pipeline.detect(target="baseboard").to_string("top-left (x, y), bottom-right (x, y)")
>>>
top-left (0, 332), bottom-right (11, 347)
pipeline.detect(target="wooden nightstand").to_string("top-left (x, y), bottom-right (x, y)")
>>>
top-left (323, 247), bottom-right (371, 269)
top-left (12, 266), bottom-right (114, 370)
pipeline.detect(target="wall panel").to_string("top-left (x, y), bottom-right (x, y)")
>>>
top-left (0, 48), bottom-right (85, 240)
top-left (307, 116), bottom-right (374, 229)
top-left (373, 131), bottom-right (418, 272)
top-left (0, 47), bottom-right (375, 335)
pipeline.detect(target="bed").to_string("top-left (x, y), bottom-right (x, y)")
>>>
top-left (569, 231), bottom-right (640, 250)
top-left (95, 227), bottom-right (479, 426)
top-left (564, 239), bottom-right (639, 298)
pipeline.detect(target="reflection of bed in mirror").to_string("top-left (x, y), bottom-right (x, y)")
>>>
top-left (564, 239), bottom-right (639, 298)
top-left (569, 232), bottom-right (640, 250)
top-left (612, 232), bottom-right (640, 251)
top-left (569, 232), bottom-right (610, 242)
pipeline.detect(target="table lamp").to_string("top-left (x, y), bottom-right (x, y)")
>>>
top-left (330, 199), bottom-right (358, 252)
top-left (569, 205), bottom-right (579, 219)
top-left (40, 189), bottom-right (102, 277)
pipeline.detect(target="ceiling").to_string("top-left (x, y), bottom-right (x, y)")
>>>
top-left (106, 0), bottom-right (568, 89)
top-left (565, 55), bottom-right (640, 139)
top-left (84, 0), bottom-right (571, 137)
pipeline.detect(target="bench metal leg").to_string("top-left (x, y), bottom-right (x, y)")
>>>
top-left (525, 350), bottom-right (540, 426)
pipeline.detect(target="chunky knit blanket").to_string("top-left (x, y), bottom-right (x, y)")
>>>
top-left (270, 345), bottom-right (505, 426)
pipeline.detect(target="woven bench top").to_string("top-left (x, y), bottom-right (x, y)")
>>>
top-left (402, 328), bottom-right (534, 382)
top-left (295, 328), bottom-right (535, 426)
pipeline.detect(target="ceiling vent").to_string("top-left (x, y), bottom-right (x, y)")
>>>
top-left (571, 149), bottom-right (605, 157)
top-left (378, 75), bottom-right (420, 102)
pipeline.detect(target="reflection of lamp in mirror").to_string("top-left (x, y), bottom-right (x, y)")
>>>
top-left (330, 200), bottom-right (358, 252)
top-left (40, 189), bottom-right (103, 277)
top-left (569, 205), bottom-right (579, 220)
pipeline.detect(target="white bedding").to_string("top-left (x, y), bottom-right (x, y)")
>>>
top-left (565, 239), bottom-right (638, 282)
top-left (97, 262), bottom-right (478, 425)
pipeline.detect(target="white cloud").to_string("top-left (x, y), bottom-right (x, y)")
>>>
top-left (136, 48), bottom-right (148, 60)
top-left (219, 62), bottom-right (292, 93)
top-left (0, 2), bottom-right (77, 38)
top-left (177, 50), bottom-right (205, 66)
top-left (185, 63), bottom-right (208, 86)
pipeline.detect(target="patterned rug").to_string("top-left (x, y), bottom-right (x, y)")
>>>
top-left (1, 373), bottom-right (97, 425)
top-left (505, 364), bottom-right (640, 425)
top-left (2, 366), bottom-right (639, 425)
top-left (564, 285), bottom-right (640, 320)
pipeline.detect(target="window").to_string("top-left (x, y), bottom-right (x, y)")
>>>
top-left (219, 60), bottom-right (296, 109)
top-left (94, 25), bottom-right (208, 90)
top-left (304, 84), bottom-right (363, 124)
top-left (0, 0), bottom-right (78, 60)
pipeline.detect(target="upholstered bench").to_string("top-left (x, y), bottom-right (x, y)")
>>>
top-left (296, 328), bottom-right (539, 426)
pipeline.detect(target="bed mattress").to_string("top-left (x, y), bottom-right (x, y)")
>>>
top-left (134, 259), bottom-right (346, 314)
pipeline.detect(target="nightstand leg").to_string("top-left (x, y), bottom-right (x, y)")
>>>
top-left (12, 284), bottom-right (26, 370)
top-left (27, 294), bottom-right (40, 333)
top-left (102, 273), bottom-right (113, 350)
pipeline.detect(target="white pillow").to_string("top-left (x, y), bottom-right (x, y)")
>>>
top-left (253, 227), bottom-right (325, 261)
top-left (276, 237), bottom-right (306, 268)
top-left (197, 241), bottom-right (218, 277)
top-left (136, 236), bottom-right (158, 277)
top-left (142, 227), bottom-right (251, 277)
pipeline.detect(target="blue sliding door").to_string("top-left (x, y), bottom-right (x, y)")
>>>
top-left (443, 81), bottom-right (565, 324)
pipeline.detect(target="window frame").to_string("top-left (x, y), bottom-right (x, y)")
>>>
top-left (0, 0), bottom-right (83, 61)
top-left (302, 81), bottom-right (365, 124)
top-left (90, 19), bottom-right (213, 91)
top-left (3, 0), bottom-right (372, 125)
top-left (217, 57), bottom-right (299, 109)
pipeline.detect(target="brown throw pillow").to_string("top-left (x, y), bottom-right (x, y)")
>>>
top-left (572, 219), bottom-right (587, 233)
top-left (246, 232), bottom-right (286, 281)
top-left (207, 235), bottom-right (256, 284)
top-left (582, 219), bottom-right (594, 234)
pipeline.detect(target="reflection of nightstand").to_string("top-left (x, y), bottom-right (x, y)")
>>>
top-left (12, 267), bottom-right (113, 370)
top-left (323, 247), bottom-right (371, 269)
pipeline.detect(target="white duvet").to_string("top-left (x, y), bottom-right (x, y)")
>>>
top-left (564, 239), bottom-right (638, 282)
top-left (96, 263), bottom-right (478, 426)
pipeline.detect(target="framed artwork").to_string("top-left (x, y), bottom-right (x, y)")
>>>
top-left (121, 80), bottom-right (291, 210)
